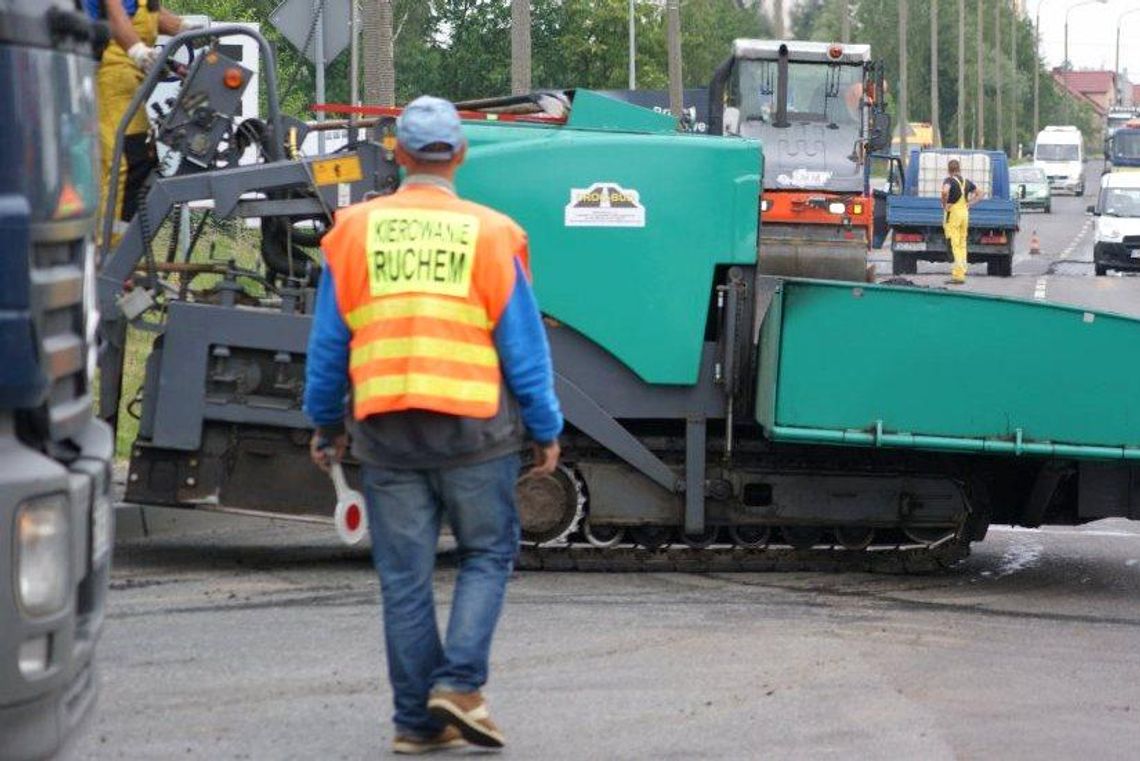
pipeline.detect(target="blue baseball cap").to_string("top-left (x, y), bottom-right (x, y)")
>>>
top-left (396, 95), bottom-right (466, 162)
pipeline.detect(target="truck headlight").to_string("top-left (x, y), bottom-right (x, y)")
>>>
top-left (16, 495), bottom-right (69, 617)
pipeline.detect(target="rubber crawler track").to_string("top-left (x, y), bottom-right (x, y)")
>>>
top-left (516, 540), bottom-right (971, 574)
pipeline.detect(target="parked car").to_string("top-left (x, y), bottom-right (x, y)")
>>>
top-left (1090, 171), bottom-right (1140, 275)
top-left (1010, 165), bottom-right (1051, 213)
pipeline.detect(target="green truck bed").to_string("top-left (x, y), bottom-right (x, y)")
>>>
top-left (757, 279), bottom-right (1140, 460)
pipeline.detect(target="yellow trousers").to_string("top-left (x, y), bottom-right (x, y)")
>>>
top-left (943, 203), bottom-right (969, 282)
top-left (97, 5), bottom-right (158, 245)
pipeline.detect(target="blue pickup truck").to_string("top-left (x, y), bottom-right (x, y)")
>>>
top-left (887, 149), bottom-right (1020, 277)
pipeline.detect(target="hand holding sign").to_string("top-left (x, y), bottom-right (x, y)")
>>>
top-left (330, 462), bottom-right (368, 546)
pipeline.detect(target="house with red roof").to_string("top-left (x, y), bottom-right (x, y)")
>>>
top-left (1052, 69), bottom-right (1119, 116)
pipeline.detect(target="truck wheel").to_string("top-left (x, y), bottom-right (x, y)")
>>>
top-left (988, 256), bottom-right (1012, 277)
top-left (1076, 183), bottom-right (1085, 197)
top-left (1095, 264), bottom-right (1107, 276)
top-left (1045, 202), bottom-right (1052, 214)
top-left (892, 251), bottom-right (917, 275)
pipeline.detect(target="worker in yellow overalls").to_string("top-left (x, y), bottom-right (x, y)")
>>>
top-left (83, 1), bottom-right (195, 244)
top-left (941, 159), bottom-right (981, 284)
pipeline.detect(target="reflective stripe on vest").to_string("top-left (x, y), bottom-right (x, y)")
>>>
top-left (323, 188), bottom-right (521, 421)
top-left (345, 294), bottom-right (491, 331)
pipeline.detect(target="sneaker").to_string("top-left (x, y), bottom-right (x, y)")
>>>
top-left (945, 278), bottom-right (966, 285)
top-left (392, 725), bottom-right (466, 755)
top-left (427, 690), bottom-right (506, 749)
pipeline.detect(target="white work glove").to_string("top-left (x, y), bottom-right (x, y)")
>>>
top-left (127, 42), bottom-right (159, 73)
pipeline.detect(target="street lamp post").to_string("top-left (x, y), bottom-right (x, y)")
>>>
top-left (1117, 7), bottom-right (1140, 80)
top-left (1062, 0), bottom-right (1108, 93)
top-left (1034, 0), bottom-right (1066, 139)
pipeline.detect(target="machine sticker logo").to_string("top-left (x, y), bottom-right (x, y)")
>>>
top-left (776, 168), bottom-right (833, 187)
top-left (565, 183), bottom-right (646, 227)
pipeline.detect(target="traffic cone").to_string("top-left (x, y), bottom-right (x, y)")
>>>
top-left (1029, 230), bottom-right (1041, 256)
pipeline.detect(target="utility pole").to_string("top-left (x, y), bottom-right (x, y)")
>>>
top-left (666, 0), bottom-right (683, 117)
top-left (976, 0), bottom-right (984, 148)
top-left (349, 0), bottom-right (359, 110)
top-left (316, 0), bottom-right (328, 151)
top-left (931, 0), bottom-right (940, 146)
top-left (362, 0), bottom-right (395, 106)
top-left (772, 0), bottom-right (785, 38)
top-left (1011, 2), bottom-right (1017, 157)
top-left (840, 0), bottom-right (851, 43)
top-left (995, 0), bottom-right (1003, 154)
top-left (1034, 0), bottom-right (1049, 140)
top-left (899, 0), bottom-right (909, 170)
top-left (628, 0), bottom-right (636, 89)
top-left (510, 0), bottom-right (531, 95)
top-left (958, 0), bottom-right (966, 147)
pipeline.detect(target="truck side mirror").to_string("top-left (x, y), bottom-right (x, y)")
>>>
top-left (867, 111), bottom-right (892, 153)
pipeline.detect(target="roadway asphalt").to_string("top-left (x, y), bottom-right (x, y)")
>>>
top-left (71, 162), bottom-right (1140, 760)
top-left (69, 514), bottom-right (1140, 760)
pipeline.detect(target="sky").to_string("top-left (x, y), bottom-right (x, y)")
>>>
top-left (1026, 0), bottom-right (1140, 84)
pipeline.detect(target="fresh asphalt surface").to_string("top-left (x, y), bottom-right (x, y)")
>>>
top-left (73, 162), bottom-right (1140, 760)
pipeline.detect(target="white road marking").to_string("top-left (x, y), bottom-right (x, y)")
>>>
top-left (1033, 276), bottom-right (1049, 300)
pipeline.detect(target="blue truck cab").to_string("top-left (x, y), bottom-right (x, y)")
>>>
top-left (886, 149), bottom-right (1020, 277)
top-left (1106, 126), bottom-right (1140, 170)
top-left (0, 2), bottom-right (113, 758)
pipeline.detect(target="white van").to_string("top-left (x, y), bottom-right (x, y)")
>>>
top-left (1034, 125), bottom-right (1085, 195)
top-left (1091, 171), bottom-right (1140, 275)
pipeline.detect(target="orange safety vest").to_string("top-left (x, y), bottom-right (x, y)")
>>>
top-left (322, 182), bottom-right (529, 420)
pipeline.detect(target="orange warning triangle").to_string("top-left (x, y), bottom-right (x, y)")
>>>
top-left (54, 182), bottom-right (85, 219)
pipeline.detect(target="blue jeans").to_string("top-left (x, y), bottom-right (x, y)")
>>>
top-left (362, 453), bottom-right (521, 738)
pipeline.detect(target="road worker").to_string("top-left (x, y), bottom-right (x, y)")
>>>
top-left (303, 96), bottom-right (563, 754)
top-left (941, 158), bottom-right (982, 284)
top-left (84, 0), bottom-right (194, 243)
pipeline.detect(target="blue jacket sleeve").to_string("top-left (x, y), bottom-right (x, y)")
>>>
top-left (303, 268), bottom-right (351, 432)
top-left (493, 258), bottom-right (564, 443)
